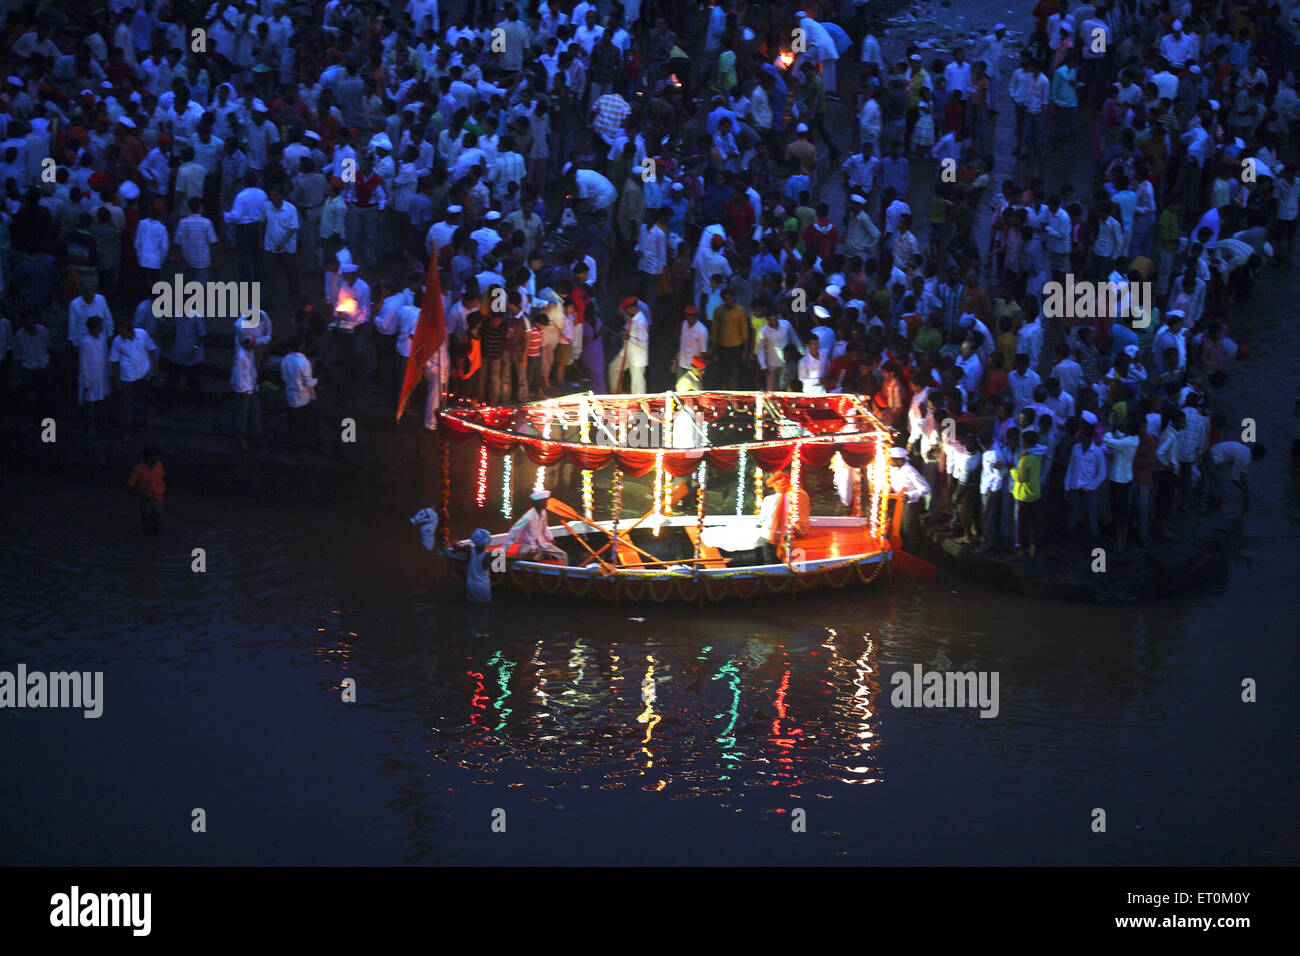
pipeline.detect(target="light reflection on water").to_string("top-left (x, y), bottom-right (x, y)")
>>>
top-left (403, 633), bottom-right (887, 802)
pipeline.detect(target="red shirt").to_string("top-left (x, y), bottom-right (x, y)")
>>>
top-left (572, 285), bottom-right (591, 326)
top-left (981, 367), bottom-right (1009, 398)
top-left (724, 198), bottom-right (755, 241)
top-left (802, 220), bottom-right (840, 261)
top-left (128, 461), bottom-right (165, 501)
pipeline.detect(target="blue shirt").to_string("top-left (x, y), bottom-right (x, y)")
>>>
top-left (1109, 322), bottom-right (1138, 358)
top-left (760, 64), bottom-right (788, 131)
top-left (1050, 65), bottom-right (1077, 108)
top-left (783, 173), bottom-right (810, 202)
top-left (882, 156), bottom-right (910, 196)
top-left (706, 7), bottom-right (726, 51)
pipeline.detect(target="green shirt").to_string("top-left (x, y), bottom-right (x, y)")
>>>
top-left (1012, 451), bottom-right (1042, 502)
top-left (808, 75), bottom-right (828, 116)
top-left (914, 327), bottom-right (942, 353)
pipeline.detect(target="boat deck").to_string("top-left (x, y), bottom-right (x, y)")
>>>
top-left (611, 523), bottom-right (879, 569)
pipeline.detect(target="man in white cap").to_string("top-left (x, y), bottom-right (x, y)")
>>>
top-left (842, 192), bottom-right (881, 261)
top-left (504, 489), bottom-right (568, 564)
top-left (471, 212), bottom-right (505, 258)
top-left (244, 99), bottom-right (279, 176)
top-left (810, 304), bottom-right (836, 358)
top-left (888, 446), bottom-right (931, 552)
top-left (426, 205), bottom-right (462, 257)
top-left (335, 260), bottom-right (373, 384)
top-left (1159, 19), bottom-right (1198, 69)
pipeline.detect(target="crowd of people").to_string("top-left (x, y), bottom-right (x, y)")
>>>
top-left (0, 0), bottom-right (1292, 555)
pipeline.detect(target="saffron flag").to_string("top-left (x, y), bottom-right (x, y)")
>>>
top-left (397, 243), bottom-right (447, 421)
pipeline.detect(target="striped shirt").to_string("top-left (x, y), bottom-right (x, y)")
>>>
top-left (591, 94), bottom-right (631, 143)
top-left (1177, 407), bottom-right (1208, 462)
top-left (175, 214), bottom-right (218, 268)
top-left (488, 150), bottom-right (527, 199)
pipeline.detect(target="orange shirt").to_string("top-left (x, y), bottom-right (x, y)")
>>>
top-left (128, 461), bottom-right (165, 501)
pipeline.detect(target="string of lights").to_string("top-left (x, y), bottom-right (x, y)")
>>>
top-left (735, 445), bottom-right (747, 516)
top-left (476, 444), bottom-right (489, 508)
top-left (534, 414), bottom-right (552, 493)
top-left (501, 452), bottom-right (513, 519)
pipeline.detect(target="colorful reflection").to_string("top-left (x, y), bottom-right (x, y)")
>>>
top-left (448, 632), bottom-right (884, 796)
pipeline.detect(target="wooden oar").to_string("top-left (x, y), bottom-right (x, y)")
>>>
top-left (547, 489), bottom-right (684, 563)
top-left (545, 512), bottom-right (619, 572)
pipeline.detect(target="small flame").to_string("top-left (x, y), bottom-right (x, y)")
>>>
top-left (778, 51), bottom-right (795, 70)
top-left (336, 290), bottom-right (359, 319)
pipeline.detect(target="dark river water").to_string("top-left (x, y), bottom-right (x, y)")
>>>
top-left (2, 401), bottom-right (1297, 865)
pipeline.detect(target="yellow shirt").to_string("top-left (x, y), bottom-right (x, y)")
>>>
top-left (712, 303), bottom-right (750, 350)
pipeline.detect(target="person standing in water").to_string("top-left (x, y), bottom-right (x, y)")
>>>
top-left (461, 528), bottom-right (495, 604)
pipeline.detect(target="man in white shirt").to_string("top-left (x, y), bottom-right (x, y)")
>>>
top-left (1045, 343), bottom-right (1086, 395)
top-left (1022, 65), bottom-right (1050, 160)
top-left (374, 276), bottom-right (410, 402)
top-left (231, 332), bottom-right (262, 451)
top-left (797, 337), bottom-right (825, 394)
top-left (1008, 353), bottom-right (1042, 409)
top-left (263, 187), bottom-right (300, 307)
top-left (224, 171), bottom-right (269, 282)
top-left (608, 296), bottom-right (649, 393)
top-left (888, 446), bottom-right (931, 551)
top-left (1158, 19), bottom-right (1199, 68)
top-left (756, 310), bottom-right (801, 391)
top-left (69, 283), bottom-right (114, 349)
top-left (635, 209), bottom-right (669, 306)
top-left (108, 322), bottom-right (156, 438)
top-left (504, 489), bottom-right (568, 564)
top-left (281, 335), bottom-right (318, 453)
top-left (567, 164), bottom-right (617, 211)
top-left (1064, 420), bottom-right (1107, 544)
top-left (1017, 311), bottom-right (1045, 370)
top-left (133, 199), bottom-right (170, 290)
top-left (944, 47), bottom-right (972, 97)
top-left (675, 306), bottom-right (710, 381)
top-left (1208, 440), bottom-right (1264, 520)
top-left (1008, 51), bottom-right (1034, 142)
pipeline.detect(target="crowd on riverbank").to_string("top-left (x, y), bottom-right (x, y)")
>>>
top-left (0, 0), bottom-right (1294, 556)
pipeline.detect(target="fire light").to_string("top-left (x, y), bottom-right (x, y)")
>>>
top-left (778, 51), bottom-right (795, 70)
top-left (335, 289), bottom-right (359, 322)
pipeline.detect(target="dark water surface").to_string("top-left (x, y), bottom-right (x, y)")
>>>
top-left (2, 440), bottom-right (1296, 865)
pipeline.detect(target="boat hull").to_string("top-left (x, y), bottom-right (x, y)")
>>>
top-left (445, 516), bottom-right (892, 602)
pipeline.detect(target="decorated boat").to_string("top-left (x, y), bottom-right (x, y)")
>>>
top-left (437, 391), bottom-right (904, 602)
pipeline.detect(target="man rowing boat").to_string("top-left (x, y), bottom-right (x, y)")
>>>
top-left (503, 489), bottom-right (569, 564)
